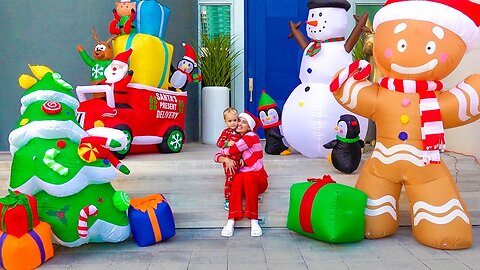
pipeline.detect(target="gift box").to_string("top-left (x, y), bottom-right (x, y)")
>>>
top-left (128, 194), bottom-right (175, 247)
top-left (286, 175), bottom-right (367, 243)
top-left (113, 33), bottom-right (174, 89)
top-left (0, 190), bottom-right (40, 238)
top-left (136, 0), bottom-right (171, 39)
top-left (0, 221), bottom-right (54, 270)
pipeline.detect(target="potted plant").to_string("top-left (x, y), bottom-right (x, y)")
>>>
top-left (197, 32), bottom-right (241, 145)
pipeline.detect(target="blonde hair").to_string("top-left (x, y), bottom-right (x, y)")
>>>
top-left (223, 107), bottom-right (238, 119)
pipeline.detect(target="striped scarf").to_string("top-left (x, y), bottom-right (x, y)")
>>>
top-left (306, 37), bottom-right (345, 57)
top-left (378, 77), bottom-right (445, 164)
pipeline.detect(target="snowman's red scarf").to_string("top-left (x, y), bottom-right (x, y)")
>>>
top-left (378, 77), bottom-right (445, 164)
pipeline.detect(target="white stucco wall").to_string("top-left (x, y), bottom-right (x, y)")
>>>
top-left (443, 43), bottom-right (480, 159)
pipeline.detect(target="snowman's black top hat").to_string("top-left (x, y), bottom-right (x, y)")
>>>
top-left (307, 0), bottom-right (351, 11)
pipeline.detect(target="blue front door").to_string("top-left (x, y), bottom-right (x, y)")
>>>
top-left (245, 0), bottom-right (308, 137)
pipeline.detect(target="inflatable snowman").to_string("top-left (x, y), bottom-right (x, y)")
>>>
top-left (282, 0), bottom-right (368, 158)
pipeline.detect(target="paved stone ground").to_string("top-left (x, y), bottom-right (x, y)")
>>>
top-left (39, 226), bottom-right (480, 270)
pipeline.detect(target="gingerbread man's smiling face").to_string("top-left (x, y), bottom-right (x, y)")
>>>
top-left (373, 19), bottom-right (467, 81)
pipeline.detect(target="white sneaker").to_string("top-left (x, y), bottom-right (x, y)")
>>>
top-left (221, 220), bottom-right (234, 237)
top-left (250, 220), bottom-right (262, 237)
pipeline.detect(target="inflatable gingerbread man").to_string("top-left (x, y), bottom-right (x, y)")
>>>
top-left (330, 0), bottom-right (480, 249)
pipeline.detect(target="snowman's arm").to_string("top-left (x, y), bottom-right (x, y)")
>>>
top-left (439, 74), bottom-right (480, 128)
top-left (344, 13), bottom-right (368, 53)
top-left (288, 21), bottom-right (309, 50)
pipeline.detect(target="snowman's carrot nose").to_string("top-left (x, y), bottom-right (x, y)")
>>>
top-left (306, 20), bottom-right (318, 26)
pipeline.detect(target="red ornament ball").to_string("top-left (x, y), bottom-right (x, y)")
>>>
top-left (42, 101), bottom-right (62, 114)
top-left (56, 140), bottom-right (67, 148)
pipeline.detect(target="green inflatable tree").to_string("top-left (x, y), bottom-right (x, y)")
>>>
top-left (8, 65), bottom-right (130, 247)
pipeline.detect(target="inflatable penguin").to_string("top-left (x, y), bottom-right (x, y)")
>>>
top-left (169, 43), bottom-right (202, 91)
top-left (323, 114), bottom-right (364, 174)
top-left (257, 90), bottom-right (291, 155)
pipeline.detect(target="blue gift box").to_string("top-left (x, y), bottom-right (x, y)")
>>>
top-left (128, 194), bottom-right (175, 247)
top-left (135, 0), bottom-right (171, 39)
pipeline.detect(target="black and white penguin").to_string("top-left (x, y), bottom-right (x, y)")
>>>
top-left (257, 90), bottom-right (291, 155)
top-left (169, 43), bottom-right (202, 92)
top-left (323, 114), bottom-right (364, 173)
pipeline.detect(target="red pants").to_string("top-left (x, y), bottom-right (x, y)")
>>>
top-left (228, 168), bottom-right (268, 221)
top-left (222, 154), bottom-right (241, 200)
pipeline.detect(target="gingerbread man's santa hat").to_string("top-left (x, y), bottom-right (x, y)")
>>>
top-left (373, 0), bottom-right (480, 52)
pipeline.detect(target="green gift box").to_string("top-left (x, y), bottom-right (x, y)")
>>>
top-left (286, 175), bottom-right (367, 243)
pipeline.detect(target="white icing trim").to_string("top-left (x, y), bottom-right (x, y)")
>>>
top-left (20, 90), bottom-right (79, 114)
top-left (9, 120), bottom-right (87, 154)
top-left (413, 209), bottom-right (470, 226)
top-left (52, 220), bottom-right (130, 247)
top-left (413, 199), bottom-right (464, 215)
top-left (12, 165), bottom-right (116, 197)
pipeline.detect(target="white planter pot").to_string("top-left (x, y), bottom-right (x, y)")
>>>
top-left (201, 86), bottom-right (230, 145)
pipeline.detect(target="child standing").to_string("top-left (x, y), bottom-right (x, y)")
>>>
top-left (216, 107), bottom-right (242, 211)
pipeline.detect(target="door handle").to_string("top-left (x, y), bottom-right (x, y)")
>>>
top-left (249, 78), bottom-right (254, 102)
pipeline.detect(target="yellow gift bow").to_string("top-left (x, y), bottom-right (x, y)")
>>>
top-left (130, 194), bottom-right (165, 242)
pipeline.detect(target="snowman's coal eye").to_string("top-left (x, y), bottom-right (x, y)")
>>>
top-left (425, 41), bottom-right (436, 55)
top-left (319, 12), bottom-right (322, 17)
top-left (397, 39), bottom-right (407, 53)
top-left (311, 13), bottom-right (314, 18)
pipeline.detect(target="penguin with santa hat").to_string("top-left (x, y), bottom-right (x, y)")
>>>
top-left (169, 43), bottom-right (202, 92)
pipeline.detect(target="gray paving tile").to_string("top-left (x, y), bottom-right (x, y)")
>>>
top-left (383, 261), bottom-right (430, 270)
top-left (74, 251), bottom-right (120, 264)
top-left (261, 236), bottom-right (298, 250)
top-left (190, 249), bottom-right (228, 263)
top-left (151, 250), bottom-right (192, 264)
top-left (187, 263), bottom-right (227, 270)
top-left (193, 238), bottom-right (228, 250)
top-left (154, 238), bottom-right (195, 251)
top-left (42, 251), bottom-right (79, 266)
top-left (228, 238), bottom-right (263, 249)
top-left (69, 263), bottom-right (113, 269)
top-left (228, 248), bottom-right (266, 263)
top-left (195, 228), bottom-right (225, 239)
top-left (175, 228), bottom-right (198, 240)
top-left (461, 259), bottom-right (480, 269)
top-left (368, 244), bottom-right (419, 261)
top-left (148, 262), bottom-right (188, 270)
top-left (267, 261), bottom-right (308, 270)
top-left (299, 248), bottom-right (341, 262)
top-left (263, 248), bottom-right (304, 262)
top-left (228, 262), bottom-right (268, 270)
top-left (109, 262), bottom-right (151, 270)
top-left (37, 264), bottom-right (72, 270)
top-left (421, 259), bottom-right (471, 270)
top-left (305, 259), bottom-right (349, 270)
top-left (333, 242), bottom-right (380, 261)
top-left (343, 259), bottom-right (387, 270)
top-left (114, 250), bottom-right (155, 264)
top-left (401, 244), bottom-right (454, 260)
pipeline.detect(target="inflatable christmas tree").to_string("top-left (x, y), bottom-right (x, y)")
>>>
top-left (8, 65), bottom-right (130, 247)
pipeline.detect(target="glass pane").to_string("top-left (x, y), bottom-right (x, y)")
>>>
top-left (200, 5), bottom-right (231, 40)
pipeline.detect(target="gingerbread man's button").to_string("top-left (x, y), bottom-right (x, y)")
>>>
top-left (400, 115), bottom-right (410, 124)
top-left (401, 98), bottom-right (411, 107)
top-left (398, 132), bottom-right (408, 141)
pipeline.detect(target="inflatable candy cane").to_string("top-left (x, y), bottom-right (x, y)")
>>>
top-left (78, 205), bottom-right (98, 238)
top-left (43, 148), bottom-right (69, 176)
top-left (330, 60), bottom-right (371, 92)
